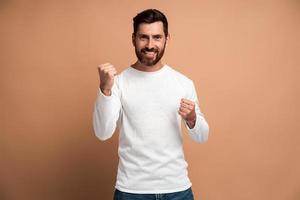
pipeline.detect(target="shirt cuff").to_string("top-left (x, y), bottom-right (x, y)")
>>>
top-left (98, 88), bottom-right (114, 100)
top-left (186, 115), bottom-right (199, 134)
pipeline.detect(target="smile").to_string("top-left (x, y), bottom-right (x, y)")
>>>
top-left (142, 50), bottom-right (157, 56)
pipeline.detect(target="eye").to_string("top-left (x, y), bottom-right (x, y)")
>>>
top-left (139, 35), bottom-right (148, 41)
top-left (154, 35), bottom-right (162, 40)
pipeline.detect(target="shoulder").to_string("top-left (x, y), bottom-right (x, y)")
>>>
top-left (113, 67), bottom-right (130, 83)
top-left (113, 66), bottom-right (138, 89)
top-left (166, 64), bottom-right (194, 87)
top-left (166, 65), bottom-right (198, 100)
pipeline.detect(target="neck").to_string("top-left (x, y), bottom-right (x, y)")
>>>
top-left (131, 61), bottom-right (164, 72)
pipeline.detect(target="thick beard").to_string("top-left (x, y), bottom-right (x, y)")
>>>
top-left (135, 43), bottom-right (166, 67)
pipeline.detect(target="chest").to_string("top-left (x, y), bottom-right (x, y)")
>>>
top-left (120, 77), bottom-right (187, 119)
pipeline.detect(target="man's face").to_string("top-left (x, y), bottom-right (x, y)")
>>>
top-left (133, 21), bottom-right (168, 66)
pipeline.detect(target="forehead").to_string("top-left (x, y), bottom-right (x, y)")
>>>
top-left (136, 21), bottom-right (164, 35)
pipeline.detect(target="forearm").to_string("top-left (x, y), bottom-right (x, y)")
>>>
top-left (186, 112), bottom-right (209, 143)
top-left (93, 88), bottom-right (121, 141)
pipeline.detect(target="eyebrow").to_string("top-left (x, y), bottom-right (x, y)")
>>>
top-left (137, 33), bottom-right (163, 38)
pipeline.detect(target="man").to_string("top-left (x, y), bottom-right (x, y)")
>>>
top-left (93, 9), bottom-right (209, 200)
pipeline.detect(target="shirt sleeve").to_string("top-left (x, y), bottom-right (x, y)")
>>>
top-left (184, 81), bottom-right (209, 143)
top-left (92, 76), bottom-right (122, 141)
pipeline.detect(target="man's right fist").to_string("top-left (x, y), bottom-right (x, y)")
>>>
top-left (98, 63), bottom-right (117, 96)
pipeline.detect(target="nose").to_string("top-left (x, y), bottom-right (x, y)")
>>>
top-left (146, 38), bottom-right (154, 49)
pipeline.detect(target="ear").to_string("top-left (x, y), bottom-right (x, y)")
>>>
top-left (132, 33), bottom-right (136, 47)
top-left (165, 33), bottom-right (170, 46)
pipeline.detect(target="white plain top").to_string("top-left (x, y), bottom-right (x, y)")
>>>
top-left (93, 64), bottom-right (209, 194)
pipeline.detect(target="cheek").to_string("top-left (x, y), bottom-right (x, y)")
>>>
top-left (157, 41), bottom-right (166, 49)
top-left (135, 41), bottom-right (146, 49)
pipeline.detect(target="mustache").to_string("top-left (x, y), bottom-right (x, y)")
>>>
top-left (141, 48), bottom-right (158, 53)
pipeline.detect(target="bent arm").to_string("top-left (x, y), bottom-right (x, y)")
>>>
top-left (185, 82), bottom-right (209, 143)
top-left (92, 79), bottom-right (121, 141)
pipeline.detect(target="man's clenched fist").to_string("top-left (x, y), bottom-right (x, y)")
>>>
top-left (178, 98), bottom-right (196, 129)
top-left (98, 63), bottom-right (117, 96)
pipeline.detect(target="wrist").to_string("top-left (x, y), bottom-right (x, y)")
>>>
top-left (186, 118), bottom-right (196, 129)
top-left (100, 87), bottom-right (112, 96)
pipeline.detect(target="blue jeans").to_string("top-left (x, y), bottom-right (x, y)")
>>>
top-left (113, 187), bottom-right (194, 200)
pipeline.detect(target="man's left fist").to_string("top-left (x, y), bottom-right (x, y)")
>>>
top-left (178, 98), bottom-right (196, 129)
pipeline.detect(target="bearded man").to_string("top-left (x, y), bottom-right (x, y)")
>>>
top-left (93, 8), bottom-right (209, 200)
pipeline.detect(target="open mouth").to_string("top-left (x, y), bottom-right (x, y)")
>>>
top-left (142, 50), bottom-right (157, 58)
top-left (144, 51), bottom-right (156, 56)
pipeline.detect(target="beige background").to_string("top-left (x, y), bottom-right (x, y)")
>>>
top-left (1, 0), bottom-right (300, 200)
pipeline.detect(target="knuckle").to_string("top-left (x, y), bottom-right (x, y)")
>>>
top-left (108, 71), bottom-right (114, 76)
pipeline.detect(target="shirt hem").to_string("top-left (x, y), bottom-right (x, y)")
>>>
top-left (114, 182), bottom-right (192, 194)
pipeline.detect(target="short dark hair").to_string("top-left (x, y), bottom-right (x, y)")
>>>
top-left (133, 9), bottom-right (168, 36)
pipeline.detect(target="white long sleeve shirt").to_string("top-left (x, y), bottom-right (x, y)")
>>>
top-left (93, 64), bottom-right (209, 194)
